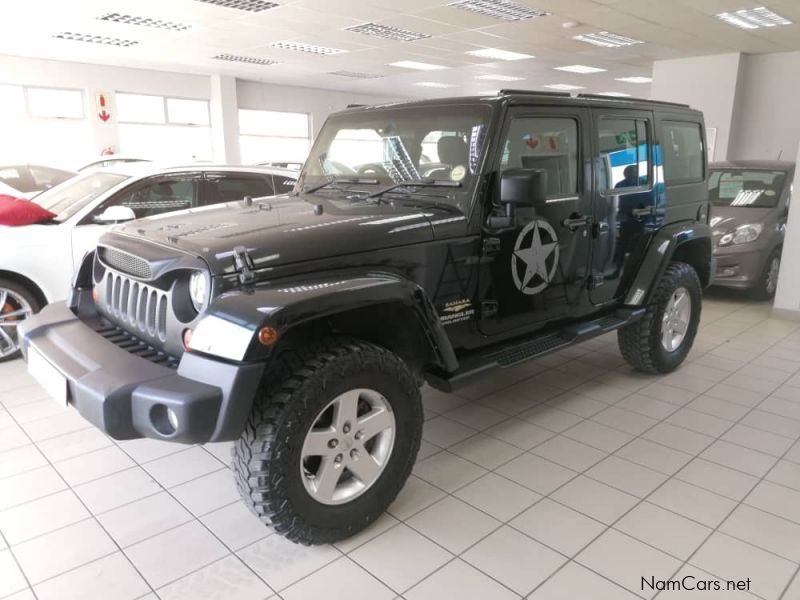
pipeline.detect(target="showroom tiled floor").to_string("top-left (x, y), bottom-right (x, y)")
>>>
top-left (3, 293), bottom-right (800, 599)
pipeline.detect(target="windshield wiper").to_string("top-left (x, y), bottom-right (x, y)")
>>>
top-left (302, 176), bottom-right (379, 194)
top-left (366, 179), bottom-right (461, 199)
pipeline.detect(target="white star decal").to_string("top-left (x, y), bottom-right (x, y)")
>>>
top-left (511, 220), bottom-right (560, 295)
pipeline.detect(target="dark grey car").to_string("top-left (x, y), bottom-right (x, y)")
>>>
top-left (710, 160), bottom-right (795, 299)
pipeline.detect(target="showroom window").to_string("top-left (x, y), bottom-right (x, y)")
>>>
top-left (661, 122), bottom-right (705, 184)
top-left (26, 87), bottom-right (84, 119)
top-left (117, 92), bottom-right (212, 162)
top-left (238, 108), bottom-right (310, 164)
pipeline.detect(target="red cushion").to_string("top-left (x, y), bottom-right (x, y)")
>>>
top-left (0, 195), bottom-right (57, 226)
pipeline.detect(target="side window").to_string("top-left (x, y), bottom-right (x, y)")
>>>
top-left (103, 178), bottom-right (198, 219)
top-left (597, 118), bottom-right (651, 193)
top-left (500, 117), bottom-right (579, 197)
top-left (661, 122), bottom-right (704, 184)
top-left (271, 175), bottom-right (297, 195)
top-left (207, 175), bottom-right (275, 204)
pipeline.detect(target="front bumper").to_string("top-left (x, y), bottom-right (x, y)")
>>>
top-left (19, 301), bottom-right (263, 443)
top-left (712, 245), bottom-right (770, 290)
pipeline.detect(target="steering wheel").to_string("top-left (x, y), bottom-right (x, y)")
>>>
top-left (357, 163), bottom-right (389, 178)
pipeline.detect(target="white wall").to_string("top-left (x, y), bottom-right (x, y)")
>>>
top-left (729, 51), bottom-right (800, 161)
top-left (651, 53), bottom-right (743, 162)
top-left (236, 80), bottom-right (399, 138)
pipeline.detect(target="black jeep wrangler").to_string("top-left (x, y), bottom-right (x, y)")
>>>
top-left (21, 91), bottom-right (712, 545)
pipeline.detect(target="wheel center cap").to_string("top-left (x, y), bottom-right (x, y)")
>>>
top-left (342, 438), bottom-right (354, 451)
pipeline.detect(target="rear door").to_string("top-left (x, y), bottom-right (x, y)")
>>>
top-left (589, 109), bottom-right (657, 305)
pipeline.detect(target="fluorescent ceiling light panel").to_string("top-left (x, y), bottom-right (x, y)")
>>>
top-left (467, 48), bottom-right (533, 61)
top-left (596, 91), bottom-right (632, 97)
top-left (573, 31), bottom-right (644, 48)
top-left (554, 64), bottom-right (606, 74)
top-left (346, 22), bottom-right (430, 41)
top-left (52, 32), bottom-right (138, 47)
top-left (389, 60), bottom-right (446, 70)
top-left (715, 7), bottom-right (791, 29)
top-left (328, 70), bottom-right (383, 79)
top-left (545, 84), bottom-right (585, 91)
top-left (213, 54), bottom-right (278, 65)
top-left (449, 0), bottom-right (549, 21)
top-left (615, 76), bottom-right (652, 83)
top-left (415, 82), bottom-right (454, 88)
top-left (475, 74), bottom-right (524, 81)
top-left (97, 12), bottom-right (191, 31)
top-left (194, 0), bottom-right (278, 12)
top-left (271, 41), bottom-right (346, 55)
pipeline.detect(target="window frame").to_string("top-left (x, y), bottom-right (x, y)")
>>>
top-left (660, 120), bottom-right (706, 186)
top-left (116, 92), bottom-right (210, 127)
top-left (237, 108), bottom-right (312, 165)
top-left (595, 114), bottom-right (654, 197)
top-left (24, 85), bottom-right (85, 121)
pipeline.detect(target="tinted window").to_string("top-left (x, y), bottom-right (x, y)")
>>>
top-left (709, 169), bottom-right (787, 208)
top-left (272, 175), bottom-right (298, 195)
top-left (103, 178), bottom-right (198, 219)
top-left (501, 117), bottom-right (579, 197)
top-left (662, 122), bottom-right (704, 183)
top-left (597, 119), bottom-right (651, 192)
top-left (207, 175), bottom-right (275, 203)
top-left (33, 172), bottom-right (129, 221)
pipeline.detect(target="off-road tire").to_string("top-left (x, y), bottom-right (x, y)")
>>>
top-left (618, 262), bottom-right (702, 374)
top-left (752, 249), bottom-right (781, 301)
top-left (0, 279), bottom-right (41, 363)
top-left (233, 337), bottom-right (422, 545)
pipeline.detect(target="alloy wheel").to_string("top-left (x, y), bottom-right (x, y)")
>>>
top-left (0, 288), bottom-right (32, 359)
top-left (661, 286), bottom-right (691, 352)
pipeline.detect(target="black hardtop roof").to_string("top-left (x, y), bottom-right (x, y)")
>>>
top-left (710, 160), bottom-right (795, 172)
top-left (341, 89), bottom-right (702, 118)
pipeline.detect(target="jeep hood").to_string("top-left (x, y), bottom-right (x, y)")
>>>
top-left (108, 193), bottom-right (449, 275)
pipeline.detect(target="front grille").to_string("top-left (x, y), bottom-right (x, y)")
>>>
top-left (104, 271), bottom-right (168, 342)
top-left (93, 321), bottom-right (178, 369)
top-left (99, 247), bottom-right (152, 279)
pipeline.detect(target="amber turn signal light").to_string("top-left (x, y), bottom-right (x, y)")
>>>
top-left (258, 326), bottom-right (279, 346)
top-left (182, 328), bottom-right (193, 351)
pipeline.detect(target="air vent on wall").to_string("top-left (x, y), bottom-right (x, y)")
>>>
top-left (328, 70), bottom-right (383, 79)
top-left (213, 54), bottom-right (279, 65)
top-left (573, 31), bottom-right (643, 48)
top-left (52, 32), bottom-right (139, 47)
top-left (448, 0), bottom-right (549, 21)
top-left (194, 0), bottom-right (278, 12)
top-left (270, 41), bottom-right (346, 55)
top-left (345, 22), bottom-right (430, 41)
top-left (97, 12), bottom-right (191, 32)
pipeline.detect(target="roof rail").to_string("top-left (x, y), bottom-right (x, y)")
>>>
top-left (499, 89), bottom-right (570, 98)
top-left (576, 93), bottom-right (689, 108)
top-left (346, 103), bottom-right (366, 108)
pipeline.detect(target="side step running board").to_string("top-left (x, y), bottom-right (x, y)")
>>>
top-left (426, 308), bottom-right (645, 392)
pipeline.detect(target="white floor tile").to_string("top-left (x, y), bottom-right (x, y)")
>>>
top-left (496, 453), bottom-right (576, 496)
top-left (510, 498), bottom-right (606, 557)
top-left (412, 452), bottom-right (487, 493)
top-left (0, 549), bottom-right (28, 598)
top-left (33, 552), bottom-right (149, 600)
top-left (0, 489), bottom-right (89, 544)
top-left (528, 561), bottom-right (640, 600)
top-left (405, 558), bottom-right (517, 600)
top-left (649, 479), bottom-right (737, 528)
top-left (157, 554), bottom-right (273, 600)
top-left (406, 496), bottom-right (500, 554)
top-left (0, 465), bottom-right (66, 511)
top-left (98, 491), bottom-right (193, 547)
top-left (454, 472), bottom-right (540, 522)
top-left (200, 502), bottom-right (271, 551)
top-left (73, 467), bottom-right (162, 514)
top-left (615, 501), bottom-right (711, 560)
top-left (551, 476), bottom-right (639, 525)
top-left (141, 446), bottom-right (223, 489)
top-left (170, 468), bottom-right (239, 516)
top-left (281, 556), bottom-right (393, 600)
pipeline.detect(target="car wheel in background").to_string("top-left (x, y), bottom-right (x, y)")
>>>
top-left (754, 249), bottom-right (781, 300)
top-left (0, 279), bottom-right (40, 362)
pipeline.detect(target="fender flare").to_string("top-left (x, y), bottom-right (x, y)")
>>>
top-left (624, 221), bottom-right (712, 306)
top-left (189, 271), bottom-right (458, 371)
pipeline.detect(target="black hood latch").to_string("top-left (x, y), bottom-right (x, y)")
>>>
top-left (232, 246), bottom-right (255, 285)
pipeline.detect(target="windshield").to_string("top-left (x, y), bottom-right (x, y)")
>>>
top-left (709, 169), bottom-right (787, 208)
top-left (302, 103), bottom-right (493, 209)
top-left (33, 172), bottom-right (129, 222)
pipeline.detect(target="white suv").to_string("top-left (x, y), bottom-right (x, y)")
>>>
top-left (0, 163), bottom-right (296, 361)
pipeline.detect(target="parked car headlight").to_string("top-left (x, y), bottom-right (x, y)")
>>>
top-left (719, 223), bottom-right (763, 246)
top-left (189, 271), bottom-right (209, 312)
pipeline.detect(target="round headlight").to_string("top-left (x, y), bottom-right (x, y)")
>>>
top-left (189, 271), bottom-right (208, 312)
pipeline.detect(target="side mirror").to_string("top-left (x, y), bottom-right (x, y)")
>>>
top-left (94, 205), bottom-right (136, 224)
top-left (500, 168), bottom-right (547, 206)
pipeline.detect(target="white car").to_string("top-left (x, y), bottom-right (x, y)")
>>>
top-left (0, 163), bottom-right (297, 361)
top-left (77, 157), bottom-right (151, 172)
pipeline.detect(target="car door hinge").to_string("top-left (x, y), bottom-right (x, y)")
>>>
top-left (482, 237), bottom-right (501, 256)
top-left (480, 300), bottom-right (499, 319)
top-left (232, 246), bottom-right (255, 285)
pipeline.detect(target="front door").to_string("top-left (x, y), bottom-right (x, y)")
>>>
top-left (479, 106), bottom-right (593, 337)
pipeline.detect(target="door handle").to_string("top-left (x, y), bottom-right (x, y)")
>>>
top-left (562, 214), bottom-right (592, 231)
top-left (632, 206), bottom-right (655, 218)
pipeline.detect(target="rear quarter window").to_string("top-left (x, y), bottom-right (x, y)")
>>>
top-left (660, 122), bottom-right (704, 185)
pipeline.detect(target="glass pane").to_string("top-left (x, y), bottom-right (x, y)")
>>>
top-left (0, 119), bottom-right (93, 170)
top-left (117, 93), bottom-right (166, 124)
top-left (167, 98), bottom-right (210, 126)
top-left (239, 135), bottom-right (310, 163)
top-left (662, 123), bottom-right (704, 183)
top-left (0, 85), bottom-right (25, 120)
top-left (118, 124), bottom-right (212, 161)
top-left (709, 169), bottom-right (785, 208)
top-left (27, 87), bottom-right (84, 119)
top-left (239, 109), bottom-right (309, 137)
top-left (501, 117), bottom-right (579, 197)
top-left (33, 172), bottom-right (129, 222)
top-left (597, 118), bottom-right (650, 191)
top-left (208, 176), bottom-right (274, 203)
top-left (107, 179), bottom-right (197, 219)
